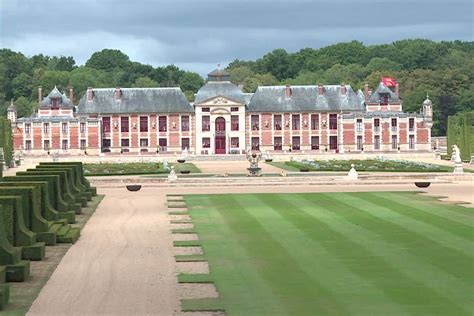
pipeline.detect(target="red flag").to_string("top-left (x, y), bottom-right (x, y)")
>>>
top-left (381, 76), bottom-right (396, 87)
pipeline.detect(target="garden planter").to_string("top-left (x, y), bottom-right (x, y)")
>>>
top-left (180, 170), bottom-right (190, 174)
top-left (126, 185), bottom-right (142, 191)
top-left (177, 159), bottom-right (186, 163)
top-left (415, 182), bottom-right (430, 188)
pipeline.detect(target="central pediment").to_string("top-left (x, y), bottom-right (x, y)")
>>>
top-left (196, 95), bottom-right (244, 107)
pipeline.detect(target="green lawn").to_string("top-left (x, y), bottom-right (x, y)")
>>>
top-left (182, 192), bottom-right (474, 316)
top-left (267, 159), bottom-right (468, 172)
top-left (83, 162), bottom-right (200, 176)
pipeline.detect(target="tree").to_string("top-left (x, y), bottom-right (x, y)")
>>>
top-left (48, 56), bottom-right (76, 71)
top-left (132, 76), bottom-right (158, 88)
top-left (14, 96), bottom-right (35, 118)
top-left (178, 72), bottom-right (204, 92)
top-left (228, 66), bottom-right (255, 85)
top-left (85, 49), bottom-right (130, 71)
top-left (365, 57), bottom-right (402, 73)
top-left (69, 67), bottom-right (109, 99)
top-left (255, 49), bottom-right (295, 81)
top-left (37, 70), bottom-right (70, 94)
top-left (12, 73), bottom-right (33, 98)
top-left (243, 73), bottom-right (278, 92)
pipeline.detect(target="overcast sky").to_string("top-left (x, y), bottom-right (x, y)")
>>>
top-left (1, 0), bottom-right (472, 75)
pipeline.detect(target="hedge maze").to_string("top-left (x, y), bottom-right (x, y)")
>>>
top-left (0, 161), bottom-right (97, 310)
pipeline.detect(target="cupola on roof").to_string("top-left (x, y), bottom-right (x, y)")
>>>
top-left (207, 64), bottom-right (230, 82)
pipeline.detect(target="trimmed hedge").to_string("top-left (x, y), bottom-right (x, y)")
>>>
top-left (39, 162), bottom-right (97, 196)
top-left (447, 111), bottom-right (474, 161)
top-left (0, 118), bottom-right (13, 168)
top-left (10, 174), bottom-right (78, 219)
top-left (0, 196), bottom-right (45, 261)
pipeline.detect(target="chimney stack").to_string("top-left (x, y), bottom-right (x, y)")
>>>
top-left (38, 86), bottom-right (43, 104)
top-left (69, 87), bottom-right (74, 105)
top-left (87, 87), bottom-right (94, 102)
top-left (341, 83), bottom-right (346, 95)
top-left (364, 83), bottom-right (369, 100)
top-left (318, 84), bottom-right (324, 96)
top-left (395, 83), bottom-right (399, 97)
top-left (115, 87), bottom-right (122, 101)
top-left (238, 83), bottom-right (244, 91)
top-left (285, 84), bottom-right (292, 98)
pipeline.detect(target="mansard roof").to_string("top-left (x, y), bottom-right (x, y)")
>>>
top-left (77, 87), bottom-right (193, 114)
top-left (195, 81), bottom-right (246, 104)
top-left (41, 86), bottom-right (71, 107)
top-left (247, 85), bottom-right (365, 112)
top-left (368, 82), bottom-right (400, 103)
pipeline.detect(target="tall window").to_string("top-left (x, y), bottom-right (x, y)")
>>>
top-left (80, 140), bottom-right (86, 151)
top-left (311, 114), bottom-right (319, 130)
top-left (292, 136), bottom-right (300, 150)
top-left (251, 137), bottom-right (259, 150)
top-left (274, 115), bottom-right (282, 130)
top-left (374, 118), bottom-right (380, 133)
top-left (230, 137), bottom-right (239, 148)
top-left (43, 123), bottom-right (50, 134)
top-left (102, 139), bottom-right (111, 148)
top-left (121, 139), bottom-right (129, 147)
top-left (62, 122), bottom-right (68, 134)
top-left (202, 116), bottom-right (210, 132)
top-left (391, 135), bottom-right (398, 150)
top-left (43, 140), bottom-right (50, 150)
top-left (251, 115), bottom-right (259, 131)
top-left (409, 135), bottom-right (415, 149)
top-left (140, 116), bottom-right (148, 132)
top-left (51, 98), bottom-right (60, 110)
top-left (311, 136), bottom-right (320, 150)
top-left (379, 93), bottom-right (389, 105)
top-left (25, 140), bottom-right (32, 151)
top-left (102, 117), bottom-right (111, 133)
top-left (391, 118), bottom-right (397, 132)
top-left (140, 138), bottom-right (148, 147)
top-left (202, 137), bottom-right (210, 148)
top-left (231, 115), bottom-right (239, 131)
top-left (329, 136), bottom-right (338, 150)
top-left (356, 119), bottom-right (363, 133)
top-left (121, 117), bottom-right (129, 132)
top-left (181, 138), bottom-right (190, 150)
top-left (158, 138), bottom-right (167, 151)
top-left (181, 116), bottom-right (189, 132)
top-left (80, 122), bottom-right (86, 134)
top-left (274, 137), bottom-right (282, 150)
top-left (357, 136), bottom-right (363, 150)
top-left (374, 135), bottom-right (380, 150)
top-left (25, 123), bottom-right (31, 134)
top-left (62, 140), bottom-right (68, 151)
top-left (329, 114), bottom-right (338, 130)
top-left (158, 116), bottom-right (167, 132)
top-left (409, 118), bottom-right (415, 131)
top-left (292, 114), bottom-right (300, 131)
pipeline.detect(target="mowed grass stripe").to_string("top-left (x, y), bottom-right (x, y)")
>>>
top-left (343, 193), bottom-right (474, 264)
top-left (246, 194), bottom-right (408, 316)
top-left (290, 194), bottom-right (473, 312)
top-left (383, 192), bottom-right (474, 224)
top-left (210, 194), bottom-right (348, 315)
top-left (364, 192), bottom-right (473, 240)
top-left (321, 193), bottom-right (473, 283)
top-left (183, 195), bottom-right (289, 315)
top-left (266, 194), bottom-right (468, 316)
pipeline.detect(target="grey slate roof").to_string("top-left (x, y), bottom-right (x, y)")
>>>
top-left (41, 86), bottom-right (71, 107)
top-left (247, 85), bottom-right (365, 112)
top-left (77, 87), bottom-right (193, 114)
top-left (207, 67), bottom-right (230, 81)
top-left (368, 83), bottom-right (400, 103)
top-left (195, 81), bottom-right (246, 104)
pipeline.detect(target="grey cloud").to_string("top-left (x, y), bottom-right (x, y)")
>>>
top-left (1, 0), bottom-right (472, 75)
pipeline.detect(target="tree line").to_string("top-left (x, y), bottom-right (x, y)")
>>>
top-left (1, 39), bottom-right (473, 136)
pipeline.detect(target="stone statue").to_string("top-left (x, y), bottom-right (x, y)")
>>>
top-left (167, 166), bottom-right (177, 182)
top-left (246, 149), bottom-right (262, 176)
top-left (452, 145), bottom-right (464, 174)
top-left (347, 163), bottom-right (358, 181)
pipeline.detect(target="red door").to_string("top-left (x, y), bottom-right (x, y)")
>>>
top-left (215, 117), bottom-right (226, 154)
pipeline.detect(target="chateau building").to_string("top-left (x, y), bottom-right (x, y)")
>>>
top-left (10, 67), bottom-right (433, 156)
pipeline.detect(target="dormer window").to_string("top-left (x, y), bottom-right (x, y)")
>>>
top-left (115, 88), bottom-right (122, 101)
top-left (379, 93), bottom-right (389, 105)
top-left (51, 98), bottom-right (60, 110)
